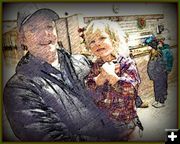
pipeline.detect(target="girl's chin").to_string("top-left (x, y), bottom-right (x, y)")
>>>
top-left (98, 53), bottom-right (110, 58)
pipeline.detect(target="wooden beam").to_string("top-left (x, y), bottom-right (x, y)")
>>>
top-left (84, 14), bottom-right (164, 24)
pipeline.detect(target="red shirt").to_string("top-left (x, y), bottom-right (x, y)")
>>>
top-left (85, 56), bottom-right (141, 124)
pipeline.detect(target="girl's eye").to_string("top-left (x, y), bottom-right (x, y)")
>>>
top-left (90, 40), bottom-right (95, 45)
top-left (99, 36), bottom-right (106, 40)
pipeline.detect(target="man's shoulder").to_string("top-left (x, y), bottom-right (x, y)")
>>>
top-left (57, 49), bottom-right (91, 67)
top-left (5, 73), bottom-right (30, 87)
top-left (72, 54), bottom-right (90, 64)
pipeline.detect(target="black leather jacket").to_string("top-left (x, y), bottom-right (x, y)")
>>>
top-left (4, 48), bottom-right (123, 141)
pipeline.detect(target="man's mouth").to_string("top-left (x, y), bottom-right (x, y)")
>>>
top-left (40, 41), bottom-right (52, 46)
top-left (39, 42), bottom-right (56, 52)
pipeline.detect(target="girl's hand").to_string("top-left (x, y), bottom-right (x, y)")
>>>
top-left (108, 74), bottom-right (120, 86)
top-left (94, 72), bottom-right (107, 86)
top-left (101, 62), bottom-right (120, 85)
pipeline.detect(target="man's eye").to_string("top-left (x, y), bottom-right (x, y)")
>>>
top-left (30, 27), bottom-right (37, 33)
top-left (47, 25), bottom-right (53, 30)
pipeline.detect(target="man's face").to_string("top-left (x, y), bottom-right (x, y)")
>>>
top-left (22, 15), bottom-right (58, 64)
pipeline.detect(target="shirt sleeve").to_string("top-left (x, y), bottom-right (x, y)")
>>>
top-left (118, 57), bottom-right (141, 90)
top-left (84, 62), bottom-right (100, 91)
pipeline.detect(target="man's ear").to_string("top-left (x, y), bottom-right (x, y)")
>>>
top-left (17, 30), bottom-right (28, 50)
top-left (21, 44), bottom-right (28, 50)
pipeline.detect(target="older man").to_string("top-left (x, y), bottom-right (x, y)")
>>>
top-left (3, 8), bottom-right (127, 141)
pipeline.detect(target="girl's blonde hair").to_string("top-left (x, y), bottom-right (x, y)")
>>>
top-left (84, 19), bottom-right (129, 59)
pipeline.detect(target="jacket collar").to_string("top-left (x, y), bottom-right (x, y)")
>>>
top-left (16, 50), bottom-right (62, 76)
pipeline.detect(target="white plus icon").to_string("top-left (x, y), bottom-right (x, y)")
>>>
top-left (168, 132), bottom-right (177, 141)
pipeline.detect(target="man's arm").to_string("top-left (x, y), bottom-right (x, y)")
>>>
top-left (3, 74), bottom-right (73, 141)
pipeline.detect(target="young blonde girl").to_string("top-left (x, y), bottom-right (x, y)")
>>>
top-left (84, 20), bottom-right (143, 140)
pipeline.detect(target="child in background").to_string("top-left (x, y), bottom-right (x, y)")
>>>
top-left (146, 38), bottom-right (173, 108)
top-left (84, 20), bottom-right (143, 140)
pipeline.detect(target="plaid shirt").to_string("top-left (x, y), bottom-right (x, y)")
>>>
top-left (86, 56), bottom-right (141, 124)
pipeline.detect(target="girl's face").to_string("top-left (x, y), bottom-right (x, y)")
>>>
top-left (88, 31), bottom-right (114, 58)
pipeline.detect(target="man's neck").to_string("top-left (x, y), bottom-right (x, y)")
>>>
top-left (51, 52), bottom-right (60, 70)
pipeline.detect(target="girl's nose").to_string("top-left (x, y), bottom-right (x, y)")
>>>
top-left (95, 40), bottom-right (101, 46)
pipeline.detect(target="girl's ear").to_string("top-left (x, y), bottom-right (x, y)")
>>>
top-left (112, 39), bottom-right (118, 49)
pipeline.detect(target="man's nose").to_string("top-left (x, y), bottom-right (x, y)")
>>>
top-left (45, 30), bottom-right (52, 36)
top-left (44, 30), bottom-right (57, 43)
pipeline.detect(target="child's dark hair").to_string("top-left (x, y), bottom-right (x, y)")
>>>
top-left (145, 36), bottom-right (159, 50)
top-left (148, 40), bottom-right (159, 50)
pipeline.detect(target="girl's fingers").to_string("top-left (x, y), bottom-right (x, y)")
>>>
top-left (115, 64), bottom-right (120, 73)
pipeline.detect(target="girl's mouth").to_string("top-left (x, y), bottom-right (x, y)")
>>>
top-left (96, 48), bottom-right (105, 52)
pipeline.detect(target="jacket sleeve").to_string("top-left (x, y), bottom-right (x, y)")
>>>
top-left (71, 55), bottom-right (91, 81)
top-left (3, 74), bottom-right (74, 141)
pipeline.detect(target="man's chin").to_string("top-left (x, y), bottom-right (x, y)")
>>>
top-left (49, 44), bottom-right (58, 52)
